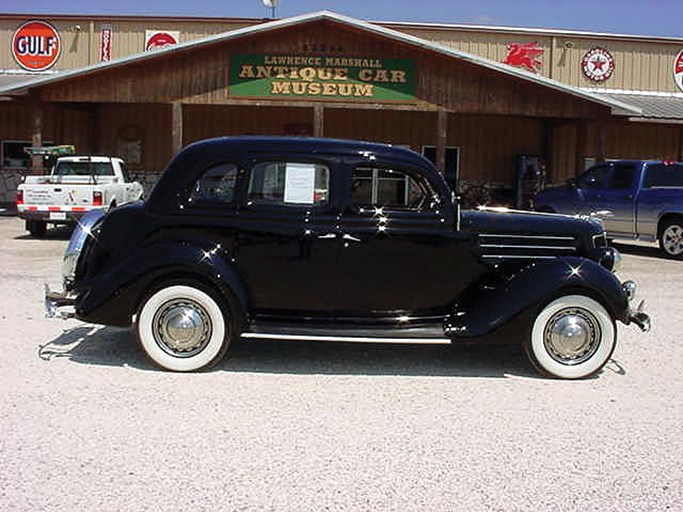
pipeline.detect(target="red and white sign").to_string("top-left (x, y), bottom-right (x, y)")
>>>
top-left (100, 24), bottom-right (112, 62)
top-left (581, 47), bottom-right (615, 82)
top-left (12, 20), bottom-right (61, 71)
top-left (674, 49), bottom-right (683, 92)
top-left (502, 42), bottom-right (544, 73)
top-left (145, 30), bottom-right (179, 51)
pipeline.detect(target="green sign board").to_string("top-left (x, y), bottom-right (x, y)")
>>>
top-left (230, 55), bottom-right (416, 101)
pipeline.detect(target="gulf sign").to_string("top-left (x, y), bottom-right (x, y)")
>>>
top-left (12, 20), bottom-right (61, 71)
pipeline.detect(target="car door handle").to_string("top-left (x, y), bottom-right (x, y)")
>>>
top-left (342, 234), bottom-right (362, 243)
top-left (316, 233), bottom-right (337, 239)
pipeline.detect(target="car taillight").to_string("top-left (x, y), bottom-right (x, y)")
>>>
top-left (92, 191), bottom-right (103, 206)
top-left (16, 190), bottom-right (23, 205)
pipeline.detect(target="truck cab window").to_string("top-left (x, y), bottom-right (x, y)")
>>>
top-left (577, 166), bottom-right (611, 190)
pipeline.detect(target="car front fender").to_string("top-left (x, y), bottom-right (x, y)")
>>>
top-left (446, 256), bottom-right (629, 339)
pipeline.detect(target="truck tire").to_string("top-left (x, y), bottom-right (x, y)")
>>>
top-left (26, 220), bottom-right (47, 238)
top-left (659, 218), bottom-right (683, 259)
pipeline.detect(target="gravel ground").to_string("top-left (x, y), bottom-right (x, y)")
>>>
top-left (0, 216), bottom-right (681, 511)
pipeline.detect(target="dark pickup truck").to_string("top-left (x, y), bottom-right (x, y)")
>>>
top-left (46, 137), bottom-right (649, 379)
top-left (535, 160), bottom-right (683, 258)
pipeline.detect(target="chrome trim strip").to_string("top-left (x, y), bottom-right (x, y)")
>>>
top-left (240, 333), bottom-right (452, 344)
top-left (479, 244), bottom-right (576, 250)
top-left (481, 255), bottom-right (557, 259)
top-left (480, 234), bottom-right (575, 241)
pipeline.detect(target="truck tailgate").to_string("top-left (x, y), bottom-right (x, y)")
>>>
top-left (22, 184), bottom-right (95, 207)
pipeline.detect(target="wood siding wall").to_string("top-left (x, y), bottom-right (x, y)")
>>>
top-left (2, 15), bottom-right (679, 93)
top-left (549, 121), bottom-right (682, 183)
top-left (383, 26), bottom-right (683, 93)
top-left (0, 17), bottom-right (251, 71)
top-left (0, 103), bottom-right (90, 167)
top-left (33, 20), bottom-right (609, 120)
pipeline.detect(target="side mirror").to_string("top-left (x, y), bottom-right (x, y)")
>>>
top-left (567, 178), bottom-right (578, 190)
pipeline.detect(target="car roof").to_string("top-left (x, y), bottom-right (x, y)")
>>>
top-left (147, 136), bottom-right (441, 211)
top-left (179, 136), bottom-right (433, 167)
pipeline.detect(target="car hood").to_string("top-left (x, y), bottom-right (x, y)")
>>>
top-left (461, 207), bottom-right (604, 240)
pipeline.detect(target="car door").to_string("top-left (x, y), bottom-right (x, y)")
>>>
top-left (591, 163), bottom-right (637, 236)
top-left (570, 164), bottom-right (612, 214)
top-left (335, 160), bottom-right (466, 315)
top-left (231, 155), bottom-right (340, 314)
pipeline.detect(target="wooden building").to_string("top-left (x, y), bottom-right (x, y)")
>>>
top-left (0, 11), bottom-right (681, 204)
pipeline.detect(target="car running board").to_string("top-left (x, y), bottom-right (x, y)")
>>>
top-left (240, 321), bottom-right (451, 344)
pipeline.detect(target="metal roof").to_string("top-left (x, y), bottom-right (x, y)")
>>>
top-left (0, 10), bottom-right (641, 116)
top-left (586, 91), bottom-right (683, 121)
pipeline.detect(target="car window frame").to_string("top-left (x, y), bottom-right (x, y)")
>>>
top-left (242, 157), bottom-right (335, 212)
top-left (348, 163), bottom-right (440, 213)
top-left (184, 161), bottom-right (241, 210)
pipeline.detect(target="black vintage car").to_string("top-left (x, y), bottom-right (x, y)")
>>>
top-left (47, 137), bottom-right (650, 378)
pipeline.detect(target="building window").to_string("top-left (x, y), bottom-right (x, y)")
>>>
top-left (1, 141), bottom-right (52, 170)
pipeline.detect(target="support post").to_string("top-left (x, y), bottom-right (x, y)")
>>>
top-left (171, 102), bottom-right (183, 156)
top-left (436, 109), bottom-right (448, 174)
top-left (313, 104), bottom-right (324, 137)
top-left (596, 117), bottom-right (607, 163)
top-left (574, 120), bottom-right (588, 175)
top-left (31, 105), bottom-right (44, 175)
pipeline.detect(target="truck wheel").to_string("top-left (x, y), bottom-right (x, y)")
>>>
top-left (525, 295), bottom-right (616, 379)
top-left (136, 282), bottom-right (232, 372)
top-left (26, 220), bottom-right (47, 238)
top-left (659, 219), bottom-right (683, 259)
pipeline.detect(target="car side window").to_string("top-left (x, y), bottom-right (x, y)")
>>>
top-left (247, 161), bottom-right (330, 206)
top-left (189, 163), bottom-right (238, 204)
top-left (577, 166), bottom-right (610, 190)
top-left (610, 165), bottom-right (635, 190)
top-left (643, 164), bottom-right (683, 188)
top-left (351, 167), bottom-right (435, 211)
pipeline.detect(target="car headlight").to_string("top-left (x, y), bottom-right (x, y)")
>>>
top-left (598, 247), bottom-right (622, 273)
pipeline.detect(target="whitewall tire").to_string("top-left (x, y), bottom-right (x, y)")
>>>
top-left (526, 295), bottom-right (616, 379)
top-left (136, 284), bottom-right (230, 372)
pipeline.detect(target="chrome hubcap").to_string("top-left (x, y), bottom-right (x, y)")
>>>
top-left (663, 225), bottom-right (683, 255)
top-left (544, 307), bottom-right (601, 365)
top-left (153, 299), bottom-right (212, 357)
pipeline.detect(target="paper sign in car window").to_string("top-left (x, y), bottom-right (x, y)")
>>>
top-left (284, 163), bottom-right (316, 204)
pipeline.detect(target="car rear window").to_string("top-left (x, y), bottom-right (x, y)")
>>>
top-left (54, 161), bottom-right (114, 176)
top-left (189, 163), bottom-right (238, 204)
top-left (643, 164), bottom-right (683, 188)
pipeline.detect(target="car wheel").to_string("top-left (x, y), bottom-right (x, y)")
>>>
top-left (659, 219), bottom-right (683, 259)
top-left (27, 220), bottom-right (47, 238)
top-left (136, 283), bottom-right (232, 372)
top-left (525, 295), bottom-right (616, 379)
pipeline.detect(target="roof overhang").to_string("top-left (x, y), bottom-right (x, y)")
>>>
top-left (0, 10), bottom-right (642, 116)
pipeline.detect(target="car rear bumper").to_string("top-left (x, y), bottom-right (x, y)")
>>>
top-left (18, 206), bottom-right (93, 223)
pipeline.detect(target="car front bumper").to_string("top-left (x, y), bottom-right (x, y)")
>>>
top-left (622, 280), bottom-right (651, 332)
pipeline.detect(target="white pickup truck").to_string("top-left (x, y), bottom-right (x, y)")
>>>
top-left (16, 155), bottom-right (144, 237)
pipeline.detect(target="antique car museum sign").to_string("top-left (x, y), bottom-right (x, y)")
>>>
top-left (230, 55), bottom-right (416, 101)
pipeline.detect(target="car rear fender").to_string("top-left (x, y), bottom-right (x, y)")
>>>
top-left (75, 242), bottom-right (249, 327)
top-left (447, 256), bottom-right (629, 339)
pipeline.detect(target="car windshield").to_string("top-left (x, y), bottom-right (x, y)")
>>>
top-left (53, 161), bottom-right (114, 177)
